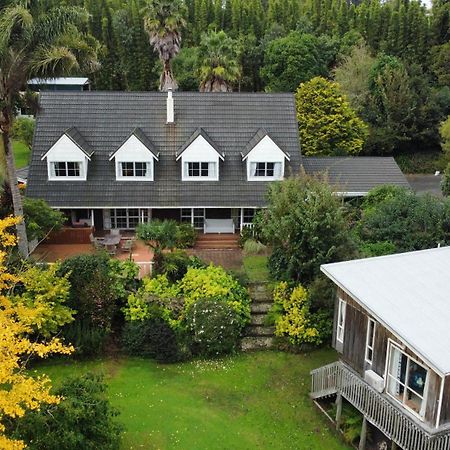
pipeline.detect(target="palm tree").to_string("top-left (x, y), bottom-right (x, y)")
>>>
top-left (0, 3), bottom-right (99, 258)
top-left (143, 0), bottom-right (187, 92)
top-left (198, 30), bottom-right (241, 93)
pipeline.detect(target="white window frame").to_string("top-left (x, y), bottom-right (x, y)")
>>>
top-left (116, 160), bottom-right (153, 181)
top-left (110, 208), bottom-right (149, 230)
top-left (182, 161), bottom-right (218, 181)
top-left (385, 341), bottom-right (430, 420)
top-left (49, 161), bottom-right (84, 180)
top-left (180, 208), bottom-right (205, 229)
top-left (247, 160), bottom-right (284, 181)
top-left (336, 298), bottom-right (346, 343)
top-left (365, 318), bottom-right (376, 365)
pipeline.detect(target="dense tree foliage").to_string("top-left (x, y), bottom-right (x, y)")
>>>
top-left (260, 173), bottom-right (357, 284)
top-left (296, 76), bottom-right (368, 155)
top-left (0, 217), bottom-right (73, 449)
top-left (18, 0), bottom-right (449, 157)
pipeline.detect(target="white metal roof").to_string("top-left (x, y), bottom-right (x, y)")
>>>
top-left (321, 247), bottom-right (450, 375)
top-left (28, 77), bottom-right (89, 86)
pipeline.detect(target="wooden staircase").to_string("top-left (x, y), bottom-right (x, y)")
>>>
top-left (195, 233), bottom-right (240, 249)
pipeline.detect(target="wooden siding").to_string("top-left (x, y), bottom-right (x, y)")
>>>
top-left (334, 287), bottom-right (445, 429)
top-left (441, 375), bottom-right (450, 426)
top-left (341, 292), bottom-right (367, 375)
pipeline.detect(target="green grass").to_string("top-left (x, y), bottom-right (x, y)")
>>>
top-left (33, 350), bottom-right (348, 450)
top-left (243, 255), bottom-right (270, 282)
top-left (12, 140), bottom-right (30, 169)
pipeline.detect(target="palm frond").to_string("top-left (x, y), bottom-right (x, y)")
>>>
top-left (0, 5), bottom-right (33, 53)
top-left (30, 45), bottom-right (79, 78)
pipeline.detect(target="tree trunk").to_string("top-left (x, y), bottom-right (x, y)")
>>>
top-left (159, 59), bottom-right (178, 92)
top-left (1, 128), bottom-right (29, 258)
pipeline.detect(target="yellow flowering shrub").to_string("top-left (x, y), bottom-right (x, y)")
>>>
top-left (0, 217), bottom-right (73, 449)
top-left (272, 281), bottom-right (321, 346)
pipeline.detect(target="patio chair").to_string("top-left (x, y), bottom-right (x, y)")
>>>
top-left (89, 233), bottom-right (104, 250)
top-left (120, 239), bottom-right (133, 253)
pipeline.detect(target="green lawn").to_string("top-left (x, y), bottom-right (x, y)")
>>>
top-left (34, 350), bottom-right (348, 450)
top-left (243, 255), bottom-right (270, 282)
top-left (12, 140), bottom-right (31, 169)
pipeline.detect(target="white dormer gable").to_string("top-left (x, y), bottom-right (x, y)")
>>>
top-left (41, 132), bottom-right (90, 181)
top-left (243, 133), bottom-right (290, 181)
top-left (109, 130), bottom-right (158, 181)
top-left (177, 129), bottom-right (223, 181)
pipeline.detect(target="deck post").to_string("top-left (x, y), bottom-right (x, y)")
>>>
top-left (240, 208), bottom-right (244, 232)
top-left (358, 417), bottom-right (367, 450)
top-left (91, 209), bottom-right (95, 230)
top-left (335, 393), bottom-right (343, 430)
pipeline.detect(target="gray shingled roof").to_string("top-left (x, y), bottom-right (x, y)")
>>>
top-left (241, 128), bottom-right (290, 160)
top-left (302, 157), bottom-right (410, 196)
top-left (27, 92), bottom-right (301, 208)
top-left (64, 126), bottom-right (94, 158)
top-left (110, 127), bottom-right (159, 160)
top-left (176, 127), bottom-right (223, 160)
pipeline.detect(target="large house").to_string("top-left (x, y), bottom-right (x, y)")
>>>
top-left (26, 91), bottom-right (409, 234)
top-left (312, 247), bottom-right (450, 450)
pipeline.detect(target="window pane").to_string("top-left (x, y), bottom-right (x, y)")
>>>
top-left (387, 376), bottom-right (405, 400)
top-left (128, 216), bottom-right (140, 228)
top-left (200, 162), bottom-right (209, 176)
top-left (266, 162), bottom-right (275, 176)
top-left (243, 208), bottom-right (255, 223)
top-left (255, 162), bottom-right (266, 176)
top-left (188, 162), bottom-right (200, 177)
top-left (67, 162), bottom-right (80, 176)
top-left (121, 162), bottom-right (134, 177)
top-left (134, 162), bottom-right (147, 177)
top-left (388, 347), bottom-right (407, 383)
top-left (181, 209), bottom-right (192, 222)
top-left (407, 361), bottom-right (427, 397)
top-left (405, 388), bottom-right (423, 414)
top-left (54, 162), bottom-right (67, 176)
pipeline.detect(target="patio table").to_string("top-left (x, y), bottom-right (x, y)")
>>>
top-left (103, 235), bottom-right (121, 254)
top-left (103, 235), bottom-right (121, 246)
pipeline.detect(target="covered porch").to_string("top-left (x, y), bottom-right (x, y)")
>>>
top-left (58, 207), bottom-right (259, 234)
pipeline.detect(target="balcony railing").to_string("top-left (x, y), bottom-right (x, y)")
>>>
top-left (311, 361), bottom-right (450, 450)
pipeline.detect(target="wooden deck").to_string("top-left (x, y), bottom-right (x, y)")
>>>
top-left (194, 233), bottom-right (240, 249)
top-left (32, 240), bottom-right (154, 278)
top-left (311, 361), bottom-right (450, 450)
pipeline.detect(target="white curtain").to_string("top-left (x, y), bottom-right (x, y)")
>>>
top-left (274, 162), bottom-right (282, 178)
top-left (250, 162), bottom-right (257, 176)
top-left (208, 162), bottom-right (216, 177)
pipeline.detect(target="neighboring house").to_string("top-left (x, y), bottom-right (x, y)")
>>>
top-left (312, 247), bottom-right (450, 450)
top-left (27, 77), bottom-right (91, 92)
top-left (26, 90), bottom-right (409, 234)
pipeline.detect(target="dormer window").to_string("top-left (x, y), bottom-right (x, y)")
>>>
top-left (177, 128), bottom-right (223, 182)
top-left (42, 127), bottom-right (92, 181)
top-left (186, 162), bottom-right (216, 178)
top-left (120, 161), bottom-right (151, 178)
top-left (52, 161), bottom-right (81, 177)
top-left (242, 129), bottom-right (290, 181)
top-left (109, 128), bottom-right (158, 181)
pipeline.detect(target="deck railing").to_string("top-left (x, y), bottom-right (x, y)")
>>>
top-left (311, 361), bottom-right (450, 450)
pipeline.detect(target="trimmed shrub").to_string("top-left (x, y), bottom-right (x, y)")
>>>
top-left (156, 250), bottom-right (205, 282)
top-left (62, 319), bottom-right (109, 358)
top-left (175, 223), bottom-right (197, 248)
top-left (185, 299), bottom-right (242, 356)
top-left (9, 373), bottom-right (122, 450)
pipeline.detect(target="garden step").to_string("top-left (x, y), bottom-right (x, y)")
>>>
top-left (250, 302), bottom-right (272, 313)
top-left (250, 313), bottom-right (268, 326)
top-left (247, 325), bottom-right (275, 337)
top-left (241, 336), bottom-right (274, 351)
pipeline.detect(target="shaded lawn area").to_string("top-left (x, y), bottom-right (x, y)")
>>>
top-left (243, 255), bottom-right (270, 282)
top-left (13, 140), bottom-right (30, 169)
top-left (33, 349), bottom-right (348, 450)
